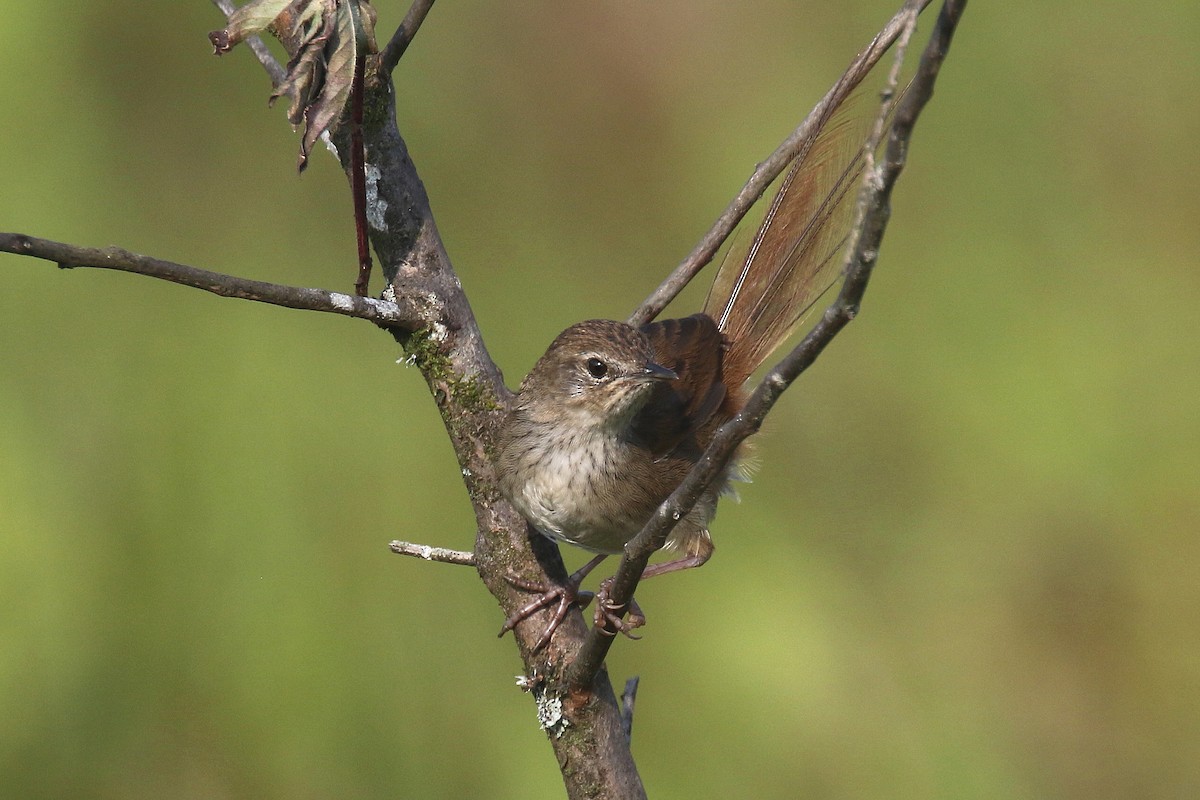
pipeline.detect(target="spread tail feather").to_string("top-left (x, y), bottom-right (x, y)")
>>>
top-left (704, 97), bottom-right (874, 388)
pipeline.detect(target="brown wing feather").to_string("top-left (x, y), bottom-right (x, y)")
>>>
top-left (634, 314), bottom-right (727, 455)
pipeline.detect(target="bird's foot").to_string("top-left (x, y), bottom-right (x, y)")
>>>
top-left (593, 577), bottom-right (647, 639)
top-left (498, 555), bottom-right (605, 650)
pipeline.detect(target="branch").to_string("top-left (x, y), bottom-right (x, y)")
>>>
top-left (0, 233), bottom-right (418, 327)
top-left (318, 37), bottom-right (648, 796)
top-left (210, 0), bottom-right (286, 86)
top-left (627, 0), bottom-right (933, 328)
top-left (379, 0), bottom-right (437, 74)
top-left (389, 540), bottom-right (476, 566)
top-left (8, 2), bottom-right (637, 794)
top-left (569, 0), bottom-right (966, 690)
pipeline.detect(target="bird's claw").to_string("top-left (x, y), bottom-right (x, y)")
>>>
top-left (593, 578), bottom-right (646, 639)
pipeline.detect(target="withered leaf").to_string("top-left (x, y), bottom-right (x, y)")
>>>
top-left (210, 0), bottom-right (378, 172)
top-left (270, 0), bottom-right (338, 127)
top-left (208, 0), bottom-right (293, 54)
top-left (295, 0), bottom-right (376, 171)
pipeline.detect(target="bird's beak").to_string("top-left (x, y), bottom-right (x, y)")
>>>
top-left (642, 362), bottom-right (678, 381)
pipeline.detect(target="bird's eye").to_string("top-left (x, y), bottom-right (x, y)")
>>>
top-left (585, 357), bottom-right (608, 379)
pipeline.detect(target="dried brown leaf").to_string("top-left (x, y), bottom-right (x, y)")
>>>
top-left (295, 0), bottom-right (370, 170)
top-left (270, 1), bottom-right (337, 126)
top-left (208, 0), bottom-right (293, 54)
top-left (211, 0), bottom-right (377, 172)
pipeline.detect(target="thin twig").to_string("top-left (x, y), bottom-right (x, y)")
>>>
top-left (389, 540), bottom-right (477, 566)
top-left (210, 0), bottom-right (287, 86)
top-left (620, 676), bottom-right (640, 743)
top-left (569, 0), bottom-right (966, 690)
top-left (626, 0), bottom-right (933, 328)
top-left (0, 233), bottom-right (417, 328)
top-left (379, 0), bottom-right (437, 73)
top-left (351, 49), bottom-right (373, 296)
top-left (841, 2), bottom-right (919, 277)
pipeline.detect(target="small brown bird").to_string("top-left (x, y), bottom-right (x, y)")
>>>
top-left (498, 107), bottom-right (866, 648)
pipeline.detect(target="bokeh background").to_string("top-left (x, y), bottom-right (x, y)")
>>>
top-left (3, 1), bottom-right (1198, 797)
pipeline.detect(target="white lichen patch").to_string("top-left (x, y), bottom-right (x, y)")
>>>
top-left (329, 292), bottom-right (356, 311)
top-left (516, 672), bottom-right (569, 738)
top-left (365, 164), bottom-right (388, 231)
top-left (427, 321), bottom-right (449, 344)
top-left (536, 692), bottom-right (569, 738)
top-left (358, 297), bottom-right (403, 323)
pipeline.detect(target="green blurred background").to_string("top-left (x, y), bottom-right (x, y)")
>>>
top-left (2, 1), bottom-right (1198, 797)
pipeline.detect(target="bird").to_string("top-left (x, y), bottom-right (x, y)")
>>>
top-left (497, 102), bottom-right (868, 650)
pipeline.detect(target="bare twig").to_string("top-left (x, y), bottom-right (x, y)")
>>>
top-left (0, 234), bottom-right (418, 328)
top-left (569, 0), bottom-right (966, 690)
top-left (627, 0), bottom-right (933, 328)
top-left (379, 0), bottom-right (437, 74)
top-left (620, 676), bottom-right (640, 743)
top-left (389, 540), bottom-right (477, 566)
top-left (210, 0), bottom-right (287, 86)
top-left (351, 49), bottom-right (374, 296)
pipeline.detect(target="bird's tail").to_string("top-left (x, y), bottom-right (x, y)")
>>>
top-left (704, 95), bottom-right (879, 388)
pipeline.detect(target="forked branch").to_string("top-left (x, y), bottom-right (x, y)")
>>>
top-left (628, 0), bottom-right (933, 327)
top-left (2, 2), bottom-right (966, 795)
top-left (569, 0), bottom-right (967, 690)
